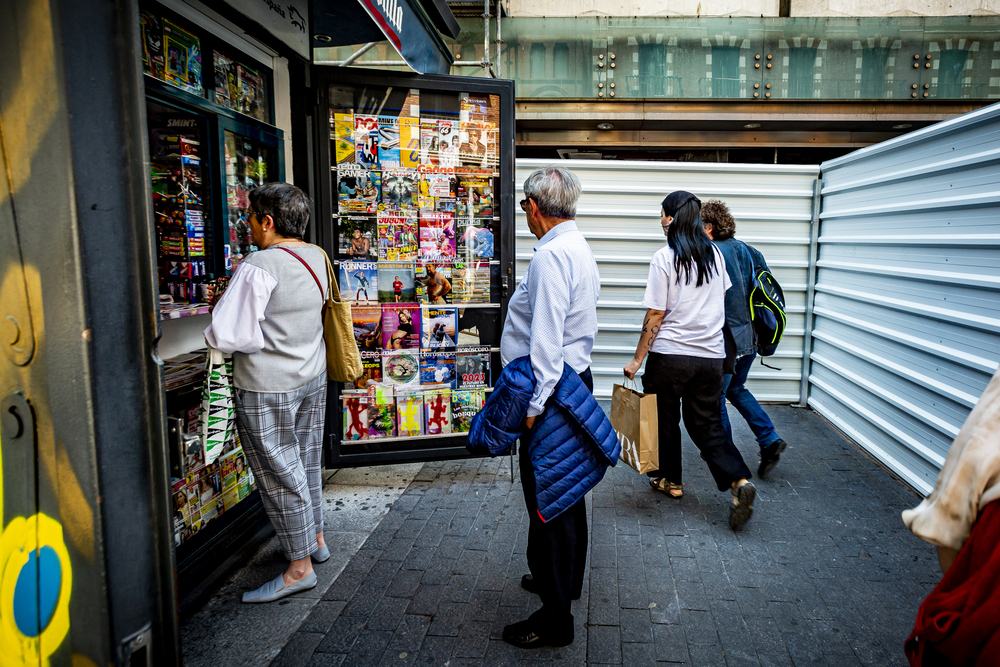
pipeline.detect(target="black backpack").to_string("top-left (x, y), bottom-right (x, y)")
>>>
top-left (746, 244), bottom-right (786, 357)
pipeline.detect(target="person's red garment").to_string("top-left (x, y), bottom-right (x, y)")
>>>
top-left (906, 500), bottom-right (1000, 666)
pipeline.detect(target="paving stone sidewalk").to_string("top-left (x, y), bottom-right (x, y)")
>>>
top-left (267, 406), bottom-right (940, 667)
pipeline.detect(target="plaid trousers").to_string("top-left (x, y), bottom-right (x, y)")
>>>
top-left (234, 373), bottom-right (326, 561)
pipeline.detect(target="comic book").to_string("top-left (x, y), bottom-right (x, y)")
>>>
top-left (343, 390), bottom-right (368, 441)
top-left (377, 116), bottom-right (401, 168)
top-left (422, 307), bottom-right (458, 349)
top-left (419, 119), bottom-right (439, 165)
top-left (339, 260), bottom-right (378, 306)
top-left (453, 260), bottom-right (491, 303)
top-left (333, 112), bottom-right (355, 164)
top-left (351, 305), bottom-right (381, 352)
top-left (382, 305), bottom-right (421, 350)
top-left (338, 215), bottom-right (377, 260)
top-left (237, 64), bottom-right (265, 121)
top-left (140, 11), bottom-right (165, 80)
top-left (377, 261), bottom-right (416, 303)
top-left (367, 382), bottom-right (396, 439)
top-left (376, 210), bottom-right (418, 261)
top-left (214, 52), bottom-right (238, 111)
top-left (457, 219), bottom-right (494, 260)
top-left (452, 389), bottom-right (485, 433)
top-left (355, 115), bottom-right (379, 168)
top-left (420, 350), bottom-right (456, 387)
top-left (419, 211), bottom-right (457, 260)
top-left (437, 120), bottom-right (460, 167)
top-left (399, 117), bottom-right (420, 168)
top-left (415, 260), bottom-right (453, 304)
top-left (352, 349), bottom-right (383, 389)
top-left (337, 165), bottom-right (381, 214)
top-left (424, 389), bottom-right (453, 435)
top-left (163, 20), bottom-right (203, 95)
top-left (456, 169), bottom-right (494, 219)
top-left (381, 168), bottom-right (418, 209)
top-left (381, 348), bottom-right (420, 389)
top-left (397, 390), bottom-right (424, 437)
top-left (457, 346), bottom-right (491, 389)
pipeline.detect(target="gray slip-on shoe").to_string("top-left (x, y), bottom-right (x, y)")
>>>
top-left (241, 571), bottom-right (317, 603)
top-left (313, 545), bottom-right (330, 563)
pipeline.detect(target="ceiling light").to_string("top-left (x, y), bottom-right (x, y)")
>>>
top-left (597, 122), bottom-right (614, 130)
top-left (892, 123), bottom-right (913, 130)
top-left (313, 34), bottom-right (332, 43)
top-left (743, 123), bottom-right (761, 129)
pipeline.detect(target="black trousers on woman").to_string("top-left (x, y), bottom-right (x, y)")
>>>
top-left (641, 352), bottom-right (752, 491)
top-left (518, 368), bottom-right (593, 641)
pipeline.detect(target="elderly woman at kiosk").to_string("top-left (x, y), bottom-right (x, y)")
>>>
top-left (204, 182), bottom-right (330, 603)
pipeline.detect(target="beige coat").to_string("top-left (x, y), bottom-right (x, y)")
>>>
top-left (902, 366), bottom-right (1000, 551)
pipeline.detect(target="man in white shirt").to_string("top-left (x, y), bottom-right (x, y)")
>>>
top-left (500, 166), bottom-right (601, 648)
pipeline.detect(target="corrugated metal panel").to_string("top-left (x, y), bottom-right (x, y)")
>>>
top-left (813, 102), bottom-right (1000, 495)
top-left (514, 159), bottom-right (819, 400)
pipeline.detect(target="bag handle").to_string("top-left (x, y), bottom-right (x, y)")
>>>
top-left (623, 376), bottom-right (639, 391)
top-left (275, 246), bottom-right (324, 302)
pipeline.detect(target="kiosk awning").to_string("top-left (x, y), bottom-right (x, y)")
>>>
top-left (312, 0), bottom-right (458, 75)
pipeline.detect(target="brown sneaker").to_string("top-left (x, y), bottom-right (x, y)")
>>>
top-left (729, 480), bottom-right (756, 529)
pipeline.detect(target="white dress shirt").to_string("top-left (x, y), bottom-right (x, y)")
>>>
top-left (501, 220), bottom-right (601, 417)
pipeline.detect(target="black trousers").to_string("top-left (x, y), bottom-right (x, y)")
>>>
top-left (518, 368), bottom-right (593, 639)
top-left (641, 352), bottom-right (752, 491)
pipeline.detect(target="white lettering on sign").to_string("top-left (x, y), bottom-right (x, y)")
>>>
top-left (375, 0), bottom-right (403, 33)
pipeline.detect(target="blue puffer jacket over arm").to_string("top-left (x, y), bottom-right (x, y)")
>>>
top-left (468, 356), bottom-right (620, 522)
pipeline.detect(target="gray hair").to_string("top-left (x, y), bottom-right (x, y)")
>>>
top-left (523, 166), bottom-right (581, 220)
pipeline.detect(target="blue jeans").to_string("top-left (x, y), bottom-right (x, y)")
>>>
top-left (721, 353), bottom-right (781, 449)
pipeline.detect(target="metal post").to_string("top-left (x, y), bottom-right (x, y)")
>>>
top-left (495, 8), bottom-right (503, 78)
top-left (798, 177), bottom-right (823, 408)
top-left (484, 0), bottom-right (490, 74)
top-left (339, 42), bottom-right (376, 66)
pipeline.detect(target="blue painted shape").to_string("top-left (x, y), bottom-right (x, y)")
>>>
top-left (13, 547), bottom-right (61, 637)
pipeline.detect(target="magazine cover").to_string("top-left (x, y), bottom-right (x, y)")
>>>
top-left (456, 169), bottom-right (494, 218)
top-left (377, 210), bottom-right (418, 261)
top-left (352, 349), bottom-right (383, 388)
top-left (424, 389), bottom-right (453, 435)
top-left (397, 390), bottom-right (424, 437)
top-left (377, 261), bottom-right (416, 303)
top-left (382, 348), bottom-right (420, 389)
top-left (343, 390), bottom-right (369, 441)
top-left (338, 166), bottom-right (381, 214)
top-left (339, 260), bottom-right (378, 305)
top-left (213, 52), bottom-right (238, 110)
top-left (457, 346), bottom-right (491, 388)
top-left (399, 117), bottom-right (420, 168)
top-left (140, 12), bottom-right (165, 79)
top-left (355, 115), bottom-right (379, 168)
top-left (333, 112), bottom-right (355, 164)
top-left (382, 305), bottom-right (421, 350)
top-left (367, 383), bottom-right (396, 439)
top-left (351, 305), bottom-right (382, 352)
top-left (452, 389), bottom-right (485, 433)
top-left (339, 216), bottom-right (377, 260)
top-left (419, 119), bottom-right (439, 165)
top-left (237, 64), bottom-right (265, 121)
top-left (457, 219), bottom-right (494, 260)
top-left (381, 169), bottom-right (418, 209)
top-left (420, 350), bottom-right (456, 387)
top-left (459, 121), bottom-right (494, 167)
top-left (377, 116), bottom-right (401, 168)
top-left (460, 95), bottom-right (489, 122)
top-left (419, 212), bottom-right (456, 260)
top-left (422, 308), bottom-right (458, 348)
top-left (163, 20), bottom-right (203, 95)
top-left (453, 260), bottom-right (491, 303)
top-left (416, 260), bottom-right (453, 304)
top-left (437, 120), bottom-right (460, 167)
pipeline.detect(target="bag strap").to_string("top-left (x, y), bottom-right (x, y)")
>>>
top-left (275, 246), bottom-right (324, 302)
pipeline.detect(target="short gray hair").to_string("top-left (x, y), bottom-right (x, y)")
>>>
top-left (523, 166), bottom-right (581, 220)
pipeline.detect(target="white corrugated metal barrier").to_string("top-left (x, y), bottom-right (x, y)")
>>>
top-left (514, 159), bottom-right (820, 401)
top-left (811, 102), bottom-right (1000, 495)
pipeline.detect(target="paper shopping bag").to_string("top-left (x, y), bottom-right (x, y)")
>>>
top-left (200, 346), bottom-right (236, 465)
top-left (610, 382), bottom-right (659, 475)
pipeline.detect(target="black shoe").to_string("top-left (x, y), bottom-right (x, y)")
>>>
top-left (520, 574), bottom-right (581, 600)
top-left (758, 439), bottom-right (787, 477)
top-left (502, 618), bottom-right (573, 648)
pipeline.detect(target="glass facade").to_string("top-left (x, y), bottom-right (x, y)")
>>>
top-left (317, 17), bottom-right (1000, 101)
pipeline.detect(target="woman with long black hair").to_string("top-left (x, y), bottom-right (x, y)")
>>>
top-left (623, 191), bottom-right (756, 528)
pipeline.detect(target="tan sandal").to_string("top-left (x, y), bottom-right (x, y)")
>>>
top-left (649, 477), bottom-right (683, 499)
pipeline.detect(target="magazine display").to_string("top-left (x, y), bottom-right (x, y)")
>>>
top-left (330, 90), bottom-right (502, 445)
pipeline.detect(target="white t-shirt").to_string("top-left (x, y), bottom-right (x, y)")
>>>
top-left (641, 244), bottom-right (731, 358)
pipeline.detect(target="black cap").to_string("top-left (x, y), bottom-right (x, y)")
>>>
top-left (661, 191), bottom-right (701, 218)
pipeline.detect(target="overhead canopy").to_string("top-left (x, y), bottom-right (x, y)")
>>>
top-left (312, 0), bottom-right (458, 75)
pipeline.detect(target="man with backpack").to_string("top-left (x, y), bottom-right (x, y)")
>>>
top-left (701, 200), bottom-right (789, 477)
